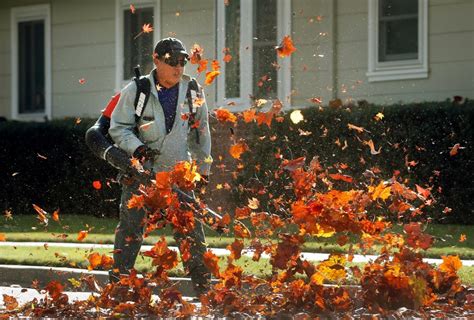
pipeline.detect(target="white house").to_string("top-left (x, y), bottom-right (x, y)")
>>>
top-left (0, 0), bottom-right (472, 121)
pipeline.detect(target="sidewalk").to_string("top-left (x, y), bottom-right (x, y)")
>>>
top-left (1, 241), bottom-right (473, 266)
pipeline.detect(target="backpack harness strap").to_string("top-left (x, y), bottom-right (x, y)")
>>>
top-left (186, 78), bottom-right (201, 145)
top-left (132, 66), bottom-right (200, 144)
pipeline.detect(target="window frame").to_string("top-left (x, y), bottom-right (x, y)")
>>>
top-left (10, 4), bottom-right (52, 121)
top-left (216, 0), bottom-right (291, 111)
top-left (115, 0), bottom-right (161, 91)
top-left (367, 0), bottom-right (428, 82)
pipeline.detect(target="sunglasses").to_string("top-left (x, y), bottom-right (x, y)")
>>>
top-left (162, 55), bottom-right (188, 67)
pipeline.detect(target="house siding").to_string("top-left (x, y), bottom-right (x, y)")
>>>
top-left (0, 0), bottom-right (472, 119)
top-left (334, 0), bottom-right (474, 104)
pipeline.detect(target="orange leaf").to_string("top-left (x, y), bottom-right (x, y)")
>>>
top-left (347, 123), bottom-right (366, 133)
top-left (215, 108), bottom-right (237, 123)
top-left (179, 239), bottom-right (192, 262)
top-left (198, 59), bottom-right (208, 73)
top-left (130, 4), bottom-right (136, 14)
top-left (77, 230), bottom-right (88, 241)
top-left (281, 157), bottom-right (306, 172)
top-left (87, 252), bottom-right (102, 270)
top-left (229, 142), bottom-right (248, 160)
top-left (0, 233), bottom-right (6, 241)
top-left (211, 59), bottom-right (220, 71)
top-left (234, 224), bottom-right (251, 238)
top-left (364, 139), bottom-right (381, 155)
top-left (2, 294), bottom-right (18, 311)
top-left (449, 143), bottom-right (462, 156)
top-left (32, 204), bottom-right (49, 224)
top-left (242, 109), bottom-right (256, 123)
top-left (142, 23), bottom-right (153, 33)
top-left (205, 70), bottom-right (220, 85)
top-left (276, 35), bottom-right (296, 58)
top-left (52, 209), bottom-right (60, 222)
top-left (203, 250), bottom-right (220, 277)
top-left (459, 234), bottom-right (467, 243)
top-left (92, 180), bottom-right (102, 190)
top-left (227, 239), bottom-right (244, 260)
top-left (223, 53), bottom-right (232, 63)
top-left (439, 255), bottom-right (462, 273)
top-left (190, 44), bottom-right (204, 64)
top-left (329, 173), bottom-right (353, 183)
top-left (415, 184), bottom-right (431, 199)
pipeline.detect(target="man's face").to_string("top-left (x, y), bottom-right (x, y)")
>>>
top-left (154, 53), bottom-right (187, 88)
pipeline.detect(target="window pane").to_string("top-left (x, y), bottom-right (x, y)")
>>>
top-left (379, 18), bottom-right (418, 62)
top-left (123, 7), bottom-right (154, 80)
top-left (380, 0), bottom-right (418, 17)
top-left (253, 0), bottom-right (277, 99)
top-left (18, 20), bottom-right (45, 114)
top-left (225, 0), bottom-right (240, 99)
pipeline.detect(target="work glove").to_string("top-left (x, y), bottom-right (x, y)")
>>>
top-left (133, 145), bottom-right (159, 164)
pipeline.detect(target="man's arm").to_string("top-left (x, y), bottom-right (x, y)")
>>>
top-left (189, 87), bottom-right (212, 175)
top-left (109, 82), bottom-right (145, 156)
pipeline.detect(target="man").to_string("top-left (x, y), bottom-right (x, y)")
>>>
top-left (108, 37), bottom-right (212, 296)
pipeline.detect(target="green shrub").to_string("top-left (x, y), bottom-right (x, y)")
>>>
top-left (0, 99), bottom-right (472, 224)
top-left (234, 99), bottom-right (473, 224)
top-left (0, 118), bottom-right (121, 217)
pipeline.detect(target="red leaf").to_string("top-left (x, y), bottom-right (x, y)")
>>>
top-left (276, 35), bottom-right (296, 58)
top-left (203, 250), bottom-right (220, 277)
top-left (77, 230), bottom-right (88, 241)
top-left (92, 180), bottom-right (102, 190)
top-left (227, 239), bottom-right (244, 260)
top-left (329, 173), bottom-right (353, 183)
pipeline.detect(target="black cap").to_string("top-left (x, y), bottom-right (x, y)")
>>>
top-left (154, 37), bottom-right (188, 59)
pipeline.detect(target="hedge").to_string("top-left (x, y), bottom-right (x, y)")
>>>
top-left (0, 99), bottom-right (472, 223)
top-left (234, 99), bottom-right (473, 224)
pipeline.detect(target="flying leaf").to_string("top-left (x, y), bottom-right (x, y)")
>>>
top-left (77, 230), bottom-right (88, 241)
top-left (276, 35), bottom-right (296, 58)
top-left (211, 59), bottom-right (220, 71)
top-left (347, 123), bottom-right (366, 133)
top-left (0, 233), bottom-right (6, 242)
top-left (459, 234), bottom-right (467, 242)
top-left (92, 180), bottom-right (102, 190)
top-left (439, 255), bottom-right (462, 273)
top-left (227, 239), bottom-right (244, 260)
top-left (214, 108), bottom-right (237, 123)
top-left (229, 142), bottom-right (248, 160)
top-left (52, 209), bottom-right (60, 222)
top-left (449, 143), bottom-right (463, 156)
top-left (415, 184), bottom-right (431, 199)
top-left (281, 157), bottom-right (306, 172)
top-left (205, 70), bottom-right (220, 85)
top-left (190, 43), bottom-right (204, 64)
top-left (203, 250), bottom-right (220, 277)
top-left (32, 204), bottom-right (49, 225)
top-left (2, 294), bottom-right (18, 311)
top-left (242, 109), bottom-right (256, 123)
top-left (130, 4), bottom-right (136, 13)
top-left (247, 197), bottom-right (260, 210)
top-left (45, 280), bottom-right (66, 302)
top-left (290, 110), bottom-right (304, 124)
top-left (364, 139), bottom-right (381, 155)
top-left (197, 59), bottom-right (208, 73)
top-left (78, 78), bottom-right (86, 85)
top-left (87, 252), bottom-right (102, 270)
top-left (374, 112), bottom-right (384, 121)
top-left (329, 173), bottom-right (353, 183)
top-left (142, 23), bottom-right (153, 33)
top-left (369, 181), bottom-right (391, 201)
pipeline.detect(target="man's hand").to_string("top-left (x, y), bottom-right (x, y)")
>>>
top-left (133, 145), bottom-right (159, 164)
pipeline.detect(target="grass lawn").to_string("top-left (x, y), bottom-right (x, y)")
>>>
top-left (1, 214), bottom-right (473, 259)
top-left (0, 245), bottom-right (472, 286)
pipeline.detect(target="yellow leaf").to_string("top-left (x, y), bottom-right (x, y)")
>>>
top-left (290, 110), bottom-right (304, 124)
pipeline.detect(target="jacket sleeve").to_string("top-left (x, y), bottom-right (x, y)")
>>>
top-left (109, 81), bottom-right (144, 156)
top-left (189, 86), bottom-right (213, 175)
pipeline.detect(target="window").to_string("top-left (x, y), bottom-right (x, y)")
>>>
top-left (11, 4), bottom-right (51, 120)
top-left (116, 0), bottom-right (160, 90)
top-left (367, 0), bottom-right (428, 82)
top-left (217, 0), bottom-right (291, 110)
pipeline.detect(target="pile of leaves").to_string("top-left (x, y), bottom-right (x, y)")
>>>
top-left (2, 101), bottom-right (473, 318)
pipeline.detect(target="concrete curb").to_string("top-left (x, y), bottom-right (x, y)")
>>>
top-left (0, 264), bottom-right (202, 297)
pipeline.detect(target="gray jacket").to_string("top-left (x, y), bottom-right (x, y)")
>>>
top-left (109, 69), bottom-right (212, 175)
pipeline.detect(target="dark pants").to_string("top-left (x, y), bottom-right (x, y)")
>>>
top-left (111, 182), bottom-right (210, 295)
